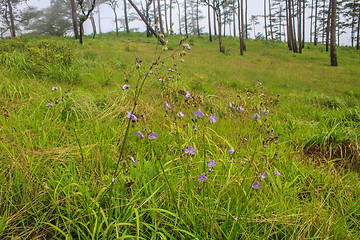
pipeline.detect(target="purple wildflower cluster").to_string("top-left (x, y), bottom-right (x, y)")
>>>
top-left (126, 111), bottom-right (137, 121)
top-left (45, 85), bottom-right (71, 108)
top-left (207, 159), bottom-right (217, 172)
top-left (197, 173), bottom-right (207, 182)
top-left (225, 81), bottom-right (282, 189)
top-left (194, 109), bottom-right (204, 118)
top-left (252, 170), bottom-right (281, 189)
top-left (185, 146), bottom-right (196, 155)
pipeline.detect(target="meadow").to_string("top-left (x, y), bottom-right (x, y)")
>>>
top-left (0, 32), bottom-right (360, 239)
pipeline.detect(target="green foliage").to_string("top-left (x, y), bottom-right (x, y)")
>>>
top-left (23, 0), bottom-right (73, 36)
top-left (1, 33), bottom-right (360, 239)
top-left (0, 38), bottom-right (79, 83)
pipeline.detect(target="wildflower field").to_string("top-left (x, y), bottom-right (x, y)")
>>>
top-left (0, 33), bottom-right (360, 239)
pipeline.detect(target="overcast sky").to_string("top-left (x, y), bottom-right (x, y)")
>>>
top-left (27, 0), bottom-right (352, 45)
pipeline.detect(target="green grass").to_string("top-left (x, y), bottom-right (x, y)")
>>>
top-left (0, 32), bottom-right (359, 239)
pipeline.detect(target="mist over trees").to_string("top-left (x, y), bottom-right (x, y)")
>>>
top-left (0, 0), bottom-right (359, 59)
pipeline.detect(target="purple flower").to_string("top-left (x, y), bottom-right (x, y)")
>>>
top-left (260, 94), bottom-right (266, 97)
top-left (228, 148), bottom-right (235, 154)
top-left (185, 44), bottom-right (191, 50)
top-left (208, 168), bottom-right (212, 172)
top-left (262, 109), bottom-right (269, 115)
top-left (177, 112), bottom-right (184, 118)
top-left (148, 132), bottom-right (158, 140)
top-left (208, 159), bottom-right (217, 167)
top-left (165, 102), bottom-right (170, 108)
top-left (185, 146), bottom-right (196, 155)
top-left (185, 91), bottom-right (190, 98)
top-left (122, 85), bottom-right (129, 90)
top-left (126, 111), bottom-right (137, 121)
top-left (243, 138), bottom-right (248, 142)
top-left (252, 113), bottom-right (261, 119)
top-left (168, 68), bottom-right (172, 71)
top-left (274, 171), bottom-right (281, 177)
top-left (209, 113), bottom-right (217, 123)
top-left (112, 178), bottom-right (115, 183)
top-left (51, 87), bottom-right (57, 91)
top-left (229, 102), bottom-right (233, 108)
top-left (46, 103), bottom-right (52, 107)
top-left (236, 106), bottom-right (244, 112)
top-left (135, 131), bottom-right (144, 139)
top-left (130, 157), bottom-right (136, 164)
top-left (158, 78), bottom-right (163, 82)
top-left (260, 172), bottom-right (267, 180)
top-left (194, 110), bottom-right (204, 118)
top-left (252, 181), bottom-right (262, 189)
top-left (198, 174), bottom-right (208, 182)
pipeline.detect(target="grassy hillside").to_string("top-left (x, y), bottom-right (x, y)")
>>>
top-left (0, 32), bottom-right (359, 239)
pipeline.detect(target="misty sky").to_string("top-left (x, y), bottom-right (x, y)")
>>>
top-left (27, 0), bottom-right (352, 45)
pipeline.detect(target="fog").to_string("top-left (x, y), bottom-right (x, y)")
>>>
top-left (27, 0), bottom-right (353, 45)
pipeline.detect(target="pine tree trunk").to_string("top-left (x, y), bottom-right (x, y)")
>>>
top-left (70, 0), bottom-right (79, 39)
top-left (310, 0), bottom-right (314, 43)
top-left (146, 6), bottom-right (151, 37)
top-left (165, 0), bottom-right (169, 33)
top-left (124, 0), bottom-right (130, 33)
top-left (177, 0), bottom-right (182, 34)
top-left (170, 0), bottom-right (172, 33)
top-left (229, 20), bottom-right (232, 37)
top-left (185, 0), bottom-right (188, 37)
top-left (223, 21), bottom-right (226, 37)
top-left (7, 0), bottom-right (16, 37)
top-left (238, 0), bottom-right (243, 55)
top-left (357, 7), bottom-right (360, 50)
top-left (90, 13), bottom-right (97, 38)
top-left (291, 0), bottom-right (298, 52)
top-left (79, 22), bottom-right (84, 45)
top-left (322, 0), bottom-right (325, 44)
top-left (213, 10), bottom-right (217, 35)
top-left (325, 0), bottom-right (331, 52)
top-left (153, 0), bottom-right (157, 20)
top-left (245, 0), bottom-right (248, 38)
top-left (115, 10), bottom-right (119, 37)
top-left (337, 14), bottom-right (340, 45)
top-left (97, 5), bottom-right (102, 34)
top-left (286, 0), bottom-right (292, 50)
top-left (330, 0), bottom-right (337, 66)
top-left (298, 0), bottom-right (302, 53)
top-left (264, 0), bottom-right (268, 40)
top-left (217, 14), bottom-right (223, 52)
top-left (302, 0), bottom-right (305, 47)
top-left (241, 0), bottom-right (246, 50)
top-left (208, 4), bottom-right (212, 41)
top-left (279, 5), bottom-right (282, 41)
top-left (351, 0), bottom-right (356, 47)
top-left (269, 0), bottom-right (273, 40)
top-left (233, 11), bottom-right (236, 37)
top-left (157, 0), bottom-right (164, 34)
top-left (196, 0), bottom-right (200, 35)
top-left (314, 0), bottom-right (318, 45)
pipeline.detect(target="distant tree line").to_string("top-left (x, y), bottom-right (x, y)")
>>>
top-left (0, 0), bottom-right (359, 63)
